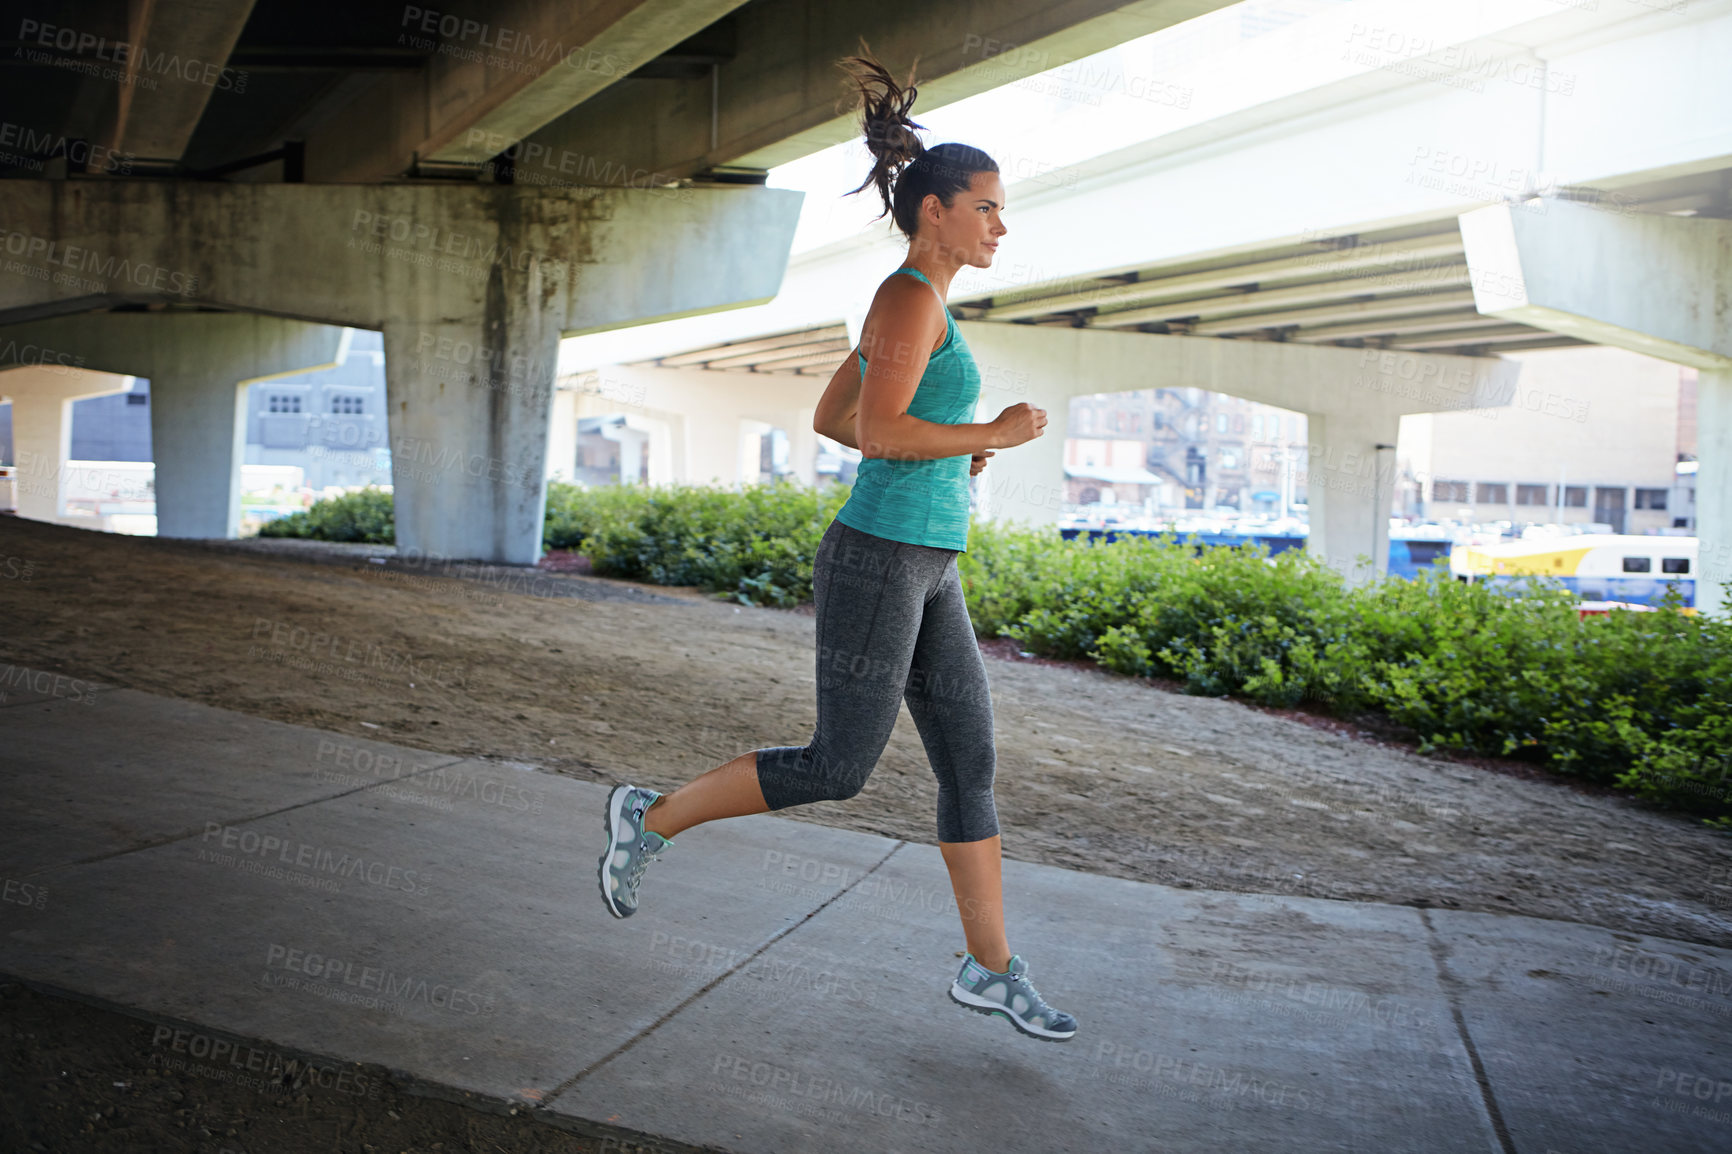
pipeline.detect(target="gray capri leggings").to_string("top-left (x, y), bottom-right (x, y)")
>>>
top-left (754, 517), bottom-right (1001, 843)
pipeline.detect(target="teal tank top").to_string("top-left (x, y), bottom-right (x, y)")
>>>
top-left (834, 267), bottom-right (982, 552)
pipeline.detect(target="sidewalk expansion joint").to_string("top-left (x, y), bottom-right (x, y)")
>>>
top-left (537, 838), bottom-right (910, 1113)
top-left (1419, 907), bottom-right (1516, 1154)
top-left (22, 754), bottom-right (470, 879)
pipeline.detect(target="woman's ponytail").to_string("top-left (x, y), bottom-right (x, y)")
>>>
top-left (839, 48), bottom-right (927, 221)
top-left (837, 45), bottom-right (998, 239)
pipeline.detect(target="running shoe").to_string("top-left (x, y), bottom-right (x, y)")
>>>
top-left (948, 952), bottom-right (1078, 1042)
top-left (598, 785), bottom-right (674, 918)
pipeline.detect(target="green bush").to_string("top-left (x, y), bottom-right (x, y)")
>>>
top-left (546, 479), bottom-right (850, 608)
top-left (257, 486), bottom-right (394, 544)
top-left (960, 525), bottom-right (1732, 823)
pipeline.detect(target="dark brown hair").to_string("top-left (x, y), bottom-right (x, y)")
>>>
top-left (838, 47), bottom-right (998, 239)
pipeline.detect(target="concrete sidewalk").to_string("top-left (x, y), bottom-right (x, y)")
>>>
top-left (2, 675), bottom-right (1728, 1153)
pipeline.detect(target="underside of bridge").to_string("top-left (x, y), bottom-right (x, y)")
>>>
top-left (0, 0), bottom-right (1237, 561)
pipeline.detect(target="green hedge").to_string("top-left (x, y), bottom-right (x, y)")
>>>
top-left (256, 486), bottom-right (394, 544)
top-left (548, 479), bottom-right (847, 608)
top-left (956, 523), bottom-right (1730, 824)
top-left (260, 481), bottom-right (1732, 823)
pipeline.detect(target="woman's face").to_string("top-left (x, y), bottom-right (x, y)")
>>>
top-left (922, 170), bottom-right (1007, 269)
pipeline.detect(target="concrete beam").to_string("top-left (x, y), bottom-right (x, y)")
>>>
top-left (0, 366), bottom-right (135, 525)
top-left (583, 362), bottom-right (823, 487)
top-left (104, 0), bottom-right (258, 164)
top-left (0, 181), bottom-right (802, 334)
top-left (957, 322), bottom-right (1521, 585)
top-left (309, 1), bottom-right (747, 181)
top-left (0, 180), bottom-right (801, 562)
top-left (1460, 198), bottom-right (1732, 615)
top-left (1459, 199), bottom-right (1732, 372)
top-left (0, 314), bottom-right (345, 538)
top-left (519, 0), bottom-right (1235, 184)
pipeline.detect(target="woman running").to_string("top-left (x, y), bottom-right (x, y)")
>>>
top-left (597, 50), bottom-right (1076, 1043)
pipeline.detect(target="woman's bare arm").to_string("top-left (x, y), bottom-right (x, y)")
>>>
top-left (813, 345), bottom-right (864, 450)
top-left (855, 277), bottom-right (1017, 461)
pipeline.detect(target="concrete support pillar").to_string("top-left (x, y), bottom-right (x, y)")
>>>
top-left (737, 418), bottom-right (772, 486)
top-left (151, 380), bottom-right (246, 539)
top-left (787, 408), bottom-right (818, 488)
top-left (0, 315), bottom-right (345, 539)
top-left (640, 410), bottom-right (678, 481)
top-left (1699, 369), bottom-right (1732, 617)
top-left (0, 367), bottom-right (134, 523)
top-left (1304, 408), bottom-right (1401, 586)
top-left (546, 389), bottom-right (579, 483)
top-left (382, 316), bottom-right (559, 560)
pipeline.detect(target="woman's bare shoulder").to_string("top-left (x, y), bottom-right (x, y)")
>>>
top-left (864, 273), bottom-right (944, 334)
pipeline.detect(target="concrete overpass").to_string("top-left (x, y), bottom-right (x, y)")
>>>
top-left (0, 0), bottom-right (1236, 562)
top-left (560, 0), bottom-right (1732, 609)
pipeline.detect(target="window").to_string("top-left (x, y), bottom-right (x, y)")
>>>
top-left (1515, 484), bottom-right (1548, 506)
top-left (125, 393), bottom-right (148, 406)
top-left (1216, 412), bottom-right (1228, 434)
top-left (1220, 449), bottom-right (1238, 469)
top-left (1433, 479), bottom-right (1471, 502)
top-left (1251, 415), bottom-right (1263, 439)
top-left (1663, 557), bottom-right (1690, 574)
top-left (1477, 483), bottom-right (1508, 504)
top-left (1622, 556), bottom-right (1651, 573)
top-left (331, 395), bottom-right (364, 415)
top-left (267, 394), bottom-right (302, 414)
top-left (1563, 486), bottom-right (1587, 508)
top-left (1634, 488), bottom-right (1668, 510)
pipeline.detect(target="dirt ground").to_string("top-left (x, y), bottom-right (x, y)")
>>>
top-left (0, 979), bottom-right (701, 1154)
top-left (2, 513), bottom-right (1729, 951)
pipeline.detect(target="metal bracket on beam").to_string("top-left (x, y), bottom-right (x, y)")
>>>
top-left (689, 166), bottom-right (768, 186)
